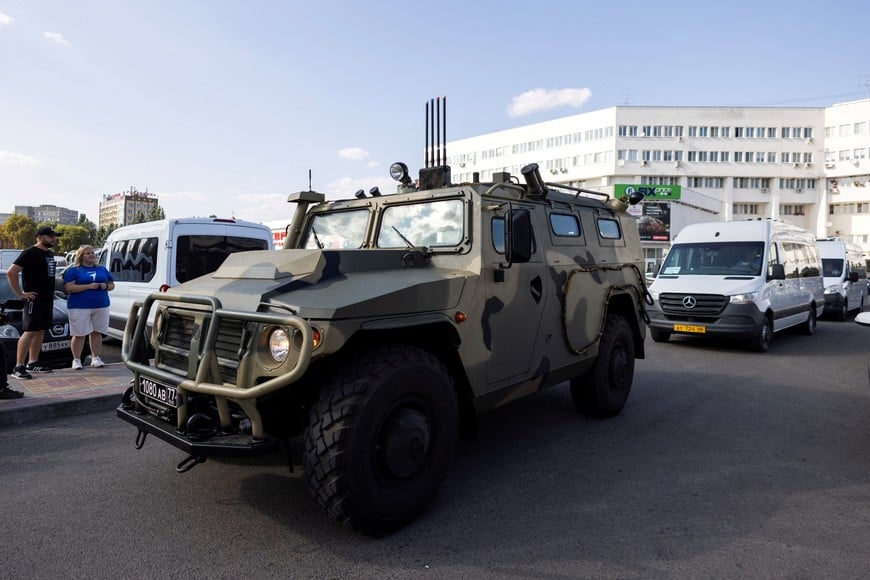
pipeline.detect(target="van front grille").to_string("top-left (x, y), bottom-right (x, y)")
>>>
top-left (659, 293), bottom-right (727, 316)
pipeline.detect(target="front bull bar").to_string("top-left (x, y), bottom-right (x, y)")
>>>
top-left (121, 292), bottom-right (313, 440)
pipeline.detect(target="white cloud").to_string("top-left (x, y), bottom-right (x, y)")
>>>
top-left (0, 12), bottom-right (13, 26)
top-left (507, 88), bottom-right (592, 117)
top-left (338, 147), bottom-right (370, 161)
top-left (0, 150), bottom-right (42, 166)
top-left (43, 31), bottom-right (69, 45)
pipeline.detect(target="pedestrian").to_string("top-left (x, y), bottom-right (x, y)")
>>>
top-left (0, 341), bottom-right (23, 398)
top-left (5, 225), bottom-right (62, 380)
top-left (63, 245), bottom-right (114, 369)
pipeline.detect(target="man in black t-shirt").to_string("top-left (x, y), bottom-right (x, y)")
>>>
top-left (5, 226), bottom-right (62, 381)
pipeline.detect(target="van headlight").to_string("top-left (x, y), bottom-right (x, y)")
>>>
top-left (0, 324), bottom-right (20, 339)
top-left (649, 290), bottom-right (660, 301)
top-left (267, 327), bottom-right (290, 362)
top-left (825, 283), bottom-right (842, 295)
top-left (730, 292), bottom-right (758, 304)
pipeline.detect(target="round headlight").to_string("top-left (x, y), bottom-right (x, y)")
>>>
top-left (0, 324), bottom-right (21, 339)
top-left (390, 162), bottom-right (409, 182)
top-left (268, 328), bottom-right (290, 363)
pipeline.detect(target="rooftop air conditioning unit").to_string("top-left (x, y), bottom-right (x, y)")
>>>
top-left (674, 160), bottom-right (681, 168)
top-left (677, 136), bottom-right (683, 142)
top-left (793, 162), bottom-right (800, 168)
top-left (806, 137), bottom-right (814, 144)
top-left (805, 162), bottom-right (813, 168)
top-left (825, 162), bottom-right (835, 168)
top-left (640, 160), bottom-right (648, 167)
top-left (855, 159), bottom-right (861, 166)
top-left (761, 187), bottom-right (770, 193)
top-left (795, 188), bottom-right (803, 193)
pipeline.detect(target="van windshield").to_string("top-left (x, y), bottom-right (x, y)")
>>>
top-left (822, 258), bottom-right (843, 278)
top-left (660, 242), bottom-right (765, 276)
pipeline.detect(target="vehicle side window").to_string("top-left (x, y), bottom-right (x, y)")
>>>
top-left (176, 235), bottom-right (269, 283)
top-left (550, 213), bottom-right (581, 237)
top-left (109, 237), bottom-right (157, 283)
top-left (597, 218), bottom-right (621, 240)
top-left (491, 216), bottom-right (537, 255)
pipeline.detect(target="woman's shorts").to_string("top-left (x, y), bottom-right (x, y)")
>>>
top-left (68, 307), bottom-right (110, 336)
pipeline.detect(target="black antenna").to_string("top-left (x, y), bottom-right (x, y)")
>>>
top-left (425, 100), bottom-right (430, 168)
top-left (442, 95), bottom-right (447, 164)
top-left (308, 169), bottom-right (312, 191)
top-left (436, 96), bottom-right (441, 166)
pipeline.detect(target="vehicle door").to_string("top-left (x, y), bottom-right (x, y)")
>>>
top-left (483, 204), bottom-right (548, 386)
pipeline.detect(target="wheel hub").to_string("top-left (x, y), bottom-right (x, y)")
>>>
top-left (378, 407), bottom-right (431, 478)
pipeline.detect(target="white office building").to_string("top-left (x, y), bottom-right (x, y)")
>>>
top-left (447, 100), bottom-right (870, 273)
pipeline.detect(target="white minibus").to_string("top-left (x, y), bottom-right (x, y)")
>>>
top-left (646, 220), bottom-right (824, 352)
top-left (99, 218), bottom-right (273, 340)
top-left (816, 237), bottom-right (868, 320)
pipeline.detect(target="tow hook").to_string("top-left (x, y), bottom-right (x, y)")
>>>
top-left (134, 429), bottom-right (148, 450)
top-left (176, 454), bottom-right (207, 473)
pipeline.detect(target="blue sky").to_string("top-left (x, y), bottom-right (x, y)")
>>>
top-left (1, 0), bottom-right (868, 226)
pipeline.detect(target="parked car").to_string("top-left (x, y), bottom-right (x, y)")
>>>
top-left (0, 269), bottom-right (84, 372)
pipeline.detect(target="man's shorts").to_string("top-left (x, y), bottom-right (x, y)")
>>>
top-left (68, 308), bottom-right (110, 336)
top-left (22, 298), bottom-right (54, 332)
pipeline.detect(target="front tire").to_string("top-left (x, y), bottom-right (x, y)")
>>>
top-left (304, 345), bottom-right (459, 535)
top-left (751, 315), bottom-right (773, 352)
top-left (570, 314), bottom-right (635, 418)
top-left (650, 328), bottom-right (671, 343)
top-left (802, 307), bottom-right (817, 335)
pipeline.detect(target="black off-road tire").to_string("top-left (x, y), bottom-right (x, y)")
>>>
top-left (570, 314), bottom-right (635, 418)
top-left (751, 315), bottom-right (773, 352)
top-left (304, 345), bottom-right (459, 535)
top-left (650, 328), bottom-right (671, 343)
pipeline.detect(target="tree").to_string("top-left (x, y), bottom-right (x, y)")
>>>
top-left (55, 225), bottom-right (91, 253)
top-left (1, 215), bottom-right (38, 248)
top-left (147, 205), bottom-right (165, 221)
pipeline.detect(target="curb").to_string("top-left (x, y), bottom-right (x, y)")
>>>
top-left (0, 391), bottom-right (124, 429)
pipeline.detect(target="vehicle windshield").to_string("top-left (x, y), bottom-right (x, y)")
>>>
top-left (377, 199), bottom-right (464, 248)
top-left (660, 242), bottom-right (765, 276)
top-left (301, 210), bottom-right (369, 249)
top-left (822, 258), bottom-right (843, 278)
top-left (0, 273), bottom-right (16, 302)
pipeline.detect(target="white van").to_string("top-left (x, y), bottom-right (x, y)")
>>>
top-left (99, 218), bottom-right (273, 340)
top-left (646, 220), bottom-right (824, 352)
top-left (816, 237), bottom-right (868, 320)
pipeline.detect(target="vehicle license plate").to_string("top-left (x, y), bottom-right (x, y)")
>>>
top-left (41, 340), bottom-right (70, 352)
top-left (674, 323), bottom-right (706, 334)
top-left (139, 376), bottom-right (178, 407)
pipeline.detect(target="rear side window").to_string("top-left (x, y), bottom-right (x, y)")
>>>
top-left (597, 218), bottom-right (622, 239)
top-left (109, 237), bottom-right (158, 282)
top-left (176, 235), bottom-right (269, 283)
top-left (550, 213), bottom-right (581, 237)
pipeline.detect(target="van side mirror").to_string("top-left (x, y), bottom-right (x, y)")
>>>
top-left (505, 209), bottom-right (532, 264)
top-left (768, 263), bottom-right (786, 281)
top-left (848, 271), bottom-right (860, 283)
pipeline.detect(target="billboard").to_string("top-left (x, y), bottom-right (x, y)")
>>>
top-left (637, 202), bottom-right (671, 242)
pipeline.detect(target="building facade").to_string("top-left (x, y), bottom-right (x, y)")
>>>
top-left (13, 204), bottom-right (79, 225)
top-left (447, 101), bottom-right (870, 273)
top-left (98, 188), bottom-right (160, 229)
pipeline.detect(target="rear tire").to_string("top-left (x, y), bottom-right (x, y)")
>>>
top-left (304, 345), bottom-right (459, 535)
top-left (570, 314), bottom-right (635, 418)
top-left (838, 300), bottom-right (848, 321)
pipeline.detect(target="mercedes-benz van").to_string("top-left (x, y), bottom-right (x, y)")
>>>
top-left (816, 237), bottom-right (868, 320)
top-left (646, 220), bottom-right (824, 352)
top-left (99, 218), bottom-right (273, 340)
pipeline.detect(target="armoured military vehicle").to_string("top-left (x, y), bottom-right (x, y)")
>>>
top-left (118, 98), bottom-right (650, 534)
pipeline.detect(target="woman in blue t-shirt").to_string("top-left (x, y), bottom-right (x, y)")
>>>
top-left (63, 245), bottom-right (115, 369)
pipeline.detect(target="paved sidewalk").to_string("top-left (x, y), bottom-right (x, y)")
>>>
top-left (0, 362), bottom-right (130, 428)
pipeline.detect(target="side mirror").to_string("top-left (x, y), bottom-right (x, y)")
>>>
top-left (768, 263), bottom-right (786, 281)
top-left (505, 209), bottom-right (532, 264)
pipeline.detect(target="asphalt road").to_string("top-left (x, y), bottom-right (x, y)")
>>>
top-left (2, 318), bottom-right (870, 578)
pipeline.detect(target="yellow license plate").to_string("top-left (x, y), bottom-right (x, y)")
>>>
top-left (674, 323), bottom-right (706, 334)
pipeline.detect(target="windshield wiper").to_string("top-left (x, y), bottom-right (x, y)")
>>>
top-left (392, 226), bottom-right (414, 248)
top-left (311, 226), bottom-right (324, 249)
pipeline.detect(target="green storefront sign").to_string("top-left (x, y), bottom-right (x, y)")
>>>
top-left (614, 184), bottom-right (681, 200)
